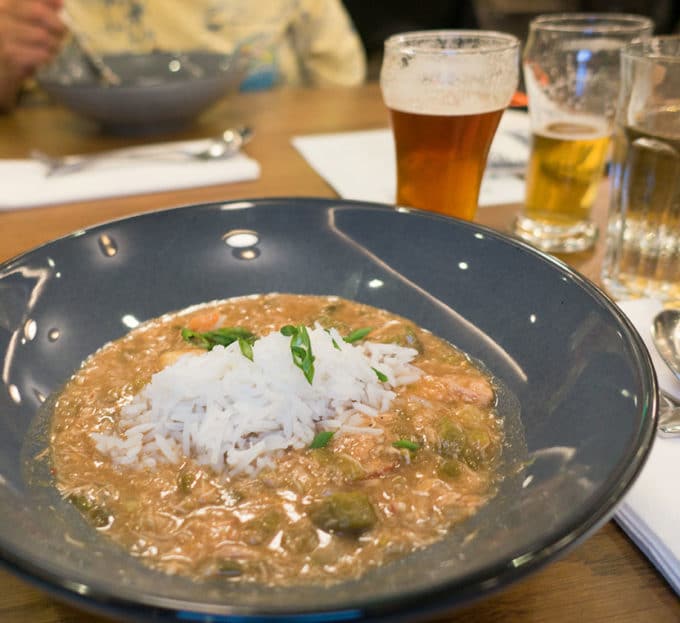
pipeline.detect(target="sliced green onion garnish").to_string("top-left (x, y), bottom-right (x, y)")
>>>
top-left (281, 325), bottom-right (315, 384)
top-left (238, 336), bottom-right (254, 361)
top-left (310, 431), bottom-right (335, 449)
top-left (372, 367), bottom-right (388, 382)
top-left (344, 327), bottom-right (373, 343)
top-left (181, 326), bottom-right (256, 351)
top-left (392, 439), bottom-right (419, 451)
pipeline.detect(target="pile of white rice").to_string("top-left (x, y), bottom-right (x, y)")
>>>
top-left (91, 325), bottom-right (423, 476)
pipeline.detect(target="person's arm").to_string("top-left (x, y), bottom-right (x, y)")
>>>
top-left (292, 0), bottom-right (366, 87)
top-left (0, 0), bottom-right (66, 111)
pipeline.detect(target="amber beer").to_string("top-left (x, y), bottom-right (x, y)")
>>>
top-left (389, 107), bottom-right (505, 221)
top-left (380, 30), bottom-right (519, 220)
top-left (523, 121), bottom-right (610, 226)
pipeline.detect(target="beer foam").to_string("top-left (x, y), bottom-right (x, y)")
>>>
top-left (536, 114), bottom-right (610, 140)
top-left (380, 42), bottom-right (518, 116)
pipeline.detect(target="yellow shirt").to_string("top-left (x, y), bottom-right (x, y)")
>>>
top-left (66, 0), bottom-right (366, 90)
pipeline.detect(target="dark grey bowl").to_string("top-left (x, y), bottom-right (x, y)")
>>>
top-left (37, 51), bottom-right (241, 134)
top-left (0, 198), bottom-right (657, 621)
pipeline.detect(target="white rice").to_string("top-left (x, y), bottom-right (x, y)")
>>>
top-left (91, 325), bottom-right (422, 476)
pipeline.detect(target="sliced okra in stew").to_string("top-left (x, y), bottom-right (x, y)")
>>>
top-left (309, 491), bottom-right (377, 535)
top-left (68, 494), bottom-right (94, 513)
top-left (313, 449), bottom-right (367, 481)
top-left (390, 326), bottom-right (423, 353)
top-left (460, 445), bottom-right (484, 471)
top-left (281, 524), bottom-right (320, 554)
top-left (177, 469), bottom-right (197, 494)
top-left (242, 510), bottom-right (282, 545)
top-left (436, 419), bottom-right (467, 458)
top-left (438, 459), bottom-right (462, 479)
top-left (436, 420), bottom-right (491, 471)
top-left (67, 494), bottom-right (111, 528)
top-left (215, 558), bottom-right (243, 578)
top-left (89, 505), bottom-right (112, 528)
top-left (222, 488), bottom-right (245, 506)
top-left (315, 303), bottom-right (350, 332)
top-left (462, 427), bottom-right (497, 469)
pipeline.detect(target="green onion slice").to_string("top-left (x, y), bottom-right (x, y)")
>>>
top-left (281, 325), bottom-right (315, 384)
top-left (344, 327), bottom-right (373, 343)
top-left (372, 367), bottom-right (388, 382)
top-left (238, 337), bottom-right (254, 361)
top-left (181, 327), bottom-right (256, 351)
top-left (310, 431), bottom-right (334, 449)
top-left (392, 439), bottom-right (419, 451)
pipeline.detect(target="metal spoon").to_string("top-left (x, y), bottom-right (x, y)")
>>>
top-left (651, 308), bottom-right (680, 436)
top-left (31, 126), bottom-right (253, 176)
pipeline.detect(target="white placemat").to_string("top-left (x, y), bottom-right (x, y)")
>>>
top-left (616, 298), bottom-right (680, 595)
top-left (292, 109), bottom-right (529, 207)
top-left (0, 140), bottom-right (261, 210)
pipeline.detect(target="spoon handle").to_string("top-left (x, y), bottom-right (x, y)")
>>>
top-left (32, 140), bottom-right (218, 176)
top-left (59, 9), bottom-right (122, 86)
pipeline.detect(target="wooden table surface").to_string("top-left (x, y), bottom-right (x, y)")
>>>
top-left (0, 82), bottom-right (677, 622)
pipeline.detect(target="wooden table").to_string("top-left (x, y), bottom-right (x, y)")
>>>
top-left (0, 83), bottom-right (677, 622)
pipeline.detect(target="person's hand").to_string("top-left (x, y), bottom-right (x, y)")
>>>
top-left (0, 0), bottom-right (66, 80)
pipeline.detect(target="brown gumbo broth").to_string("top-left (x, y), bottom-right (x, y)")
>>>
top-left (50, 294), bottom-right (504, 585)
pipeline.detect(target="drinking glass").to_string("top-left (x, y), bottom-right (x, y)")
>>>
top-left (514, 13), bottom-right (653, 253)
top-left (380, 30), bottom-right (519, 221)
top-left (602, 36), bottom-right (680, 301)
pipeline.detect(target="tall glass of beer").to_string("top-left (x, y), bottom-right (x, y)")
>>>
top-left (380, 31), bottom-right (519, 221)
top-left (514, 13), bottom-right (653, 253)
top-left (602, 37), bottom-right (680, 301)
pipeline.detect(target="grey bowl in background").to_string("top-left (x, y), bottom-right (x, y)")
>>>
top-left (0, 197), bottom-right (657, 621)
top-left (37, 51), bottom-right (242, 134)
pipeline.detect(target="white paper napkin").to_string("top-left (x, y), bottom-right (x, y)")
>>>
top-left (615, 298), bottom-right (680, 595)
top-left (292, 109), bottom-right (529, 208)
top-left (0, 139), bottom-right (261, 210)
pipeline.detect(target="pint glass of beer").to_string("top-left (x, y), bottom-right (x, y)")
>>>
top-left (380, 31), bottom-right (519, 221)
top-left (602, 37), bottom-right (680, 301)
top-left (514, 13), bottom-right (653, 253)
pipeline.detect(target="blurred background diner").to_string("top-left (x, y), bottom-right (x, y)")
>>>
top-left (3, 0), bottom-right (680, 113)
top-left (0, 0), bottom-right (367, 111)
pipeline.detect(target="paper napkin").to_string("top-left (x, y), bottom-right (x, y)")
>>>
top-left (615, 298), bottom-right (680, 595)
top-left (0, 139), bottom-right (261, 211)
top-left (292, 109), bottom-right (529, 208)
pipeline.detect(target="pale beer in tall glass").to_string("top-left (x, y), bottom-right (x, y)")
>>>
top-left (602, 37), bottom-right (680, 301)
top-left (380, 31), bottom-right (519, 221)
top-left (514, 13), bottom-right (653, 253)
top-left (523, 119), bottom-right (610, 226)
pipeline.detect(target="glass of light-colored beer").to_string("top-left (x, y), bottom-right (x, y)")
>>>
top-left (380, 30), bottom-right (519, 221)
top-left (514, 14), bottom-right (653, 253)
top-left (602, 36), bottom-right (680, 301)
